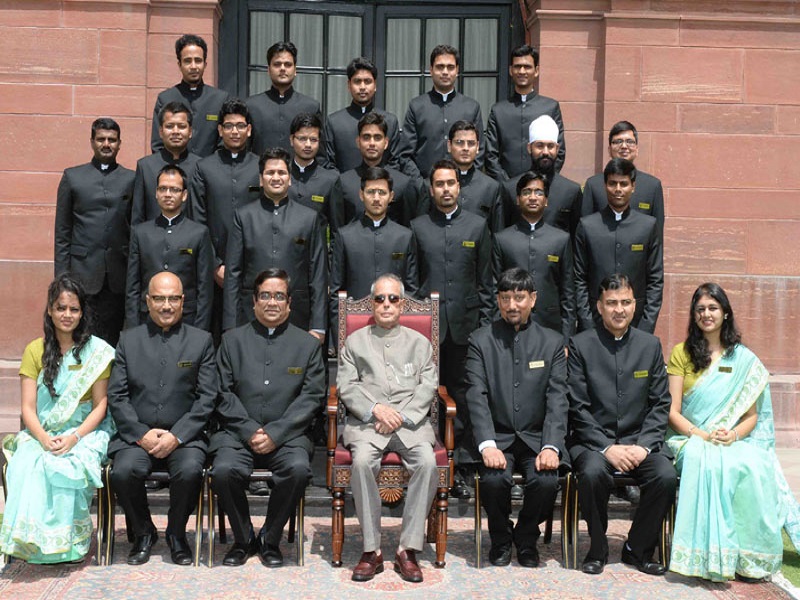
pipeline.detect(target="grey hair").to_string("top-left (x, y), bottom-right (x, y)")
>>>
top-left (370, 273), bottom-right (405, 298)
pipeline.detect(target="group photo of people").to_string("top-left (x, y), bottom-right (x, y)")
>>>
top-left (0, 18), bottom-right (798, 599)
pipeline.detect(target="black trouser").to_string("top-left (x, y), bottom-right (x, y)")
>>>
top-left (210, 445), bottom-right (311, 546)
top-left (573, 450), bottom-right (676, 562)
top-left (87, 278), bottom-right (125, 348)
top-left (110, 445), bottom-right (206, 538)
top-left (479, 438), bottom-right (559, 549)
top-left (440, 333), bottom-right (473, 467)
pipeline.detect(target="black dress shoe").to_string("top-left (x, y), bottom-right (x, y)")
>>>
top-left (582, 559), bottom-right (605, 575)
top-left (488, 543), bottom-right (512, 566)
top-left (259, 542), bottom-right (283, 568)
top-left (510, 484), bottom-right (524, 501)
top-left (449, 481), bottom-right (472, 499)
top-left (621, 545), bottom-right (666, 576)
top-left (167, 534), bottom-right (193, 566)
top-left (127, 530), bottom-right (158, 565)
top-left (249, 480), bottom-right (270, 496)
top-left (222, 539), bottom-right (258, 567)
top-left (735, 573), bottom-right (766, 584)
top-left (517, 546), bottom-right (540, 568)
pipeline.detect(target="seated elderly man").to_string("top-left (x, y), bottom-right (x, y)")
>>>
top-left (337, 273), bottom-right (438, 583)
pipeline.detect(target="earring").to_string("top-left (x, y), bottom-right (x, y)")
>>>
top-left (724, 314), bottom-right (728, 320)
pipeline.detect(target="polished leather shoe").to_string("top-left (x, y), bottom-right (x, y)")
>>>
top-left (517, 546), bottom-right (540, 568)
top-left (352, 551), bottom-right (384, 581)
top-left (394, 549), bottom-right (423, 583)
top-left (249, 480), bottom-right (271, 496)
top-left (127, 530), bottom-right (158, 565)
top-left (222, 539), bottom-right (258, 567)
top-left (449, 481), bottom-right (472, 499)
top-left (736, 573), bottom-right (766, 584)
top-left (166, 534), bottom-right (193, 566)
top-left (582, 559), bottom-right (605, 575)
top-left (259, 542), bottom-right (283, 568)
top-left (621, 545), bottom-right (666, 576)
top-left (488, 543), bottom-right (512, 566)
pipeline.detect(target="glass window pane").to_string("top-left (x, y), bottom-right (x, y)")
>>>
top-left (462, 77), bottom-right (496, 130)
top-left (385, 77), bottom-right (421, 120)
top-left (425, 19), bottom-right (459, 70)
top-left (463, 19), bottom-right (497, 71)
top-left (290, 14), bottom-right (323, 68)
top-left (250, 12), bottom-right (284, 66)
top-left (249, 70), bottom-right (271, 96)
top-left (294, 73), bottom-right (324, 106)
top-left (328, 16), bottom-right (362, 70)
top-left (387, 19), bottom-right (421, 71)
top-left (326, 75), bottom-right (350, 114)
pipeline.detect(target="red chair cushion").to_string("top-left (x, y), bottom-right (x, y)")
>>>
top-left (334, 440), bottom-right (448, 468)
top-left (345, 314), bottom-right (432, 340)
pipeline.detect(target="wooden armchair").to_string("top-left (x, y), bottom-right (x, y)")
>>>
top-left (326, 291), bottom-right (456, 568)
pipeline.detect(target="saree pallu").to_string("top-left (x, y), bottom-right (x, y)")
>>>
top-left (0, 336), bottom-right (115, 563)
top-left (666, 345), bottom-right (800, 581)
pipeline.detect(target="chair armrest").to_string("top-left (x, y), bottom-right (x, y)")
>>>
top-left (327, 385), bottom-right (339, 453)
top-left (437, 385), bottom-right (457, 452)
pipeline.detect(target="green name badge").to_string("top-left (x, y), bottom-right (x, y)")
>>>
top-left (547, 254), bottom-right (559, 263)
top-left (638, 202), bottom-right (650, 210)
top-left (631, 244), bottom-right (644, 252)
top-left (180, 248), bottom-right (193, 255)
top-left (462, 240), bottom-right (475, 248)
top-left (311, 195), bottom-right (324, 204)
top-left (634, 370), bottom-right (649, 379)
top-left (206, 114), bottom-right (218, 121)
top-left (68, 364), bottom-right (82, 371)
top-left (391, 252), bottom-right (405, 260)
top-left (719, 366), bottom-right (733, 373)
top-left (288, 367), bottom-right (304, 375)
top-left (178, 361), bottom-right (193, 368)
top-left (529, 360), bottom-right (545, 369)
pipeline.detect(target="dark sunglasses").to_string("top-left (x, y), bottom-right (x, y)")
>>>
top-left (373, 294), bottom-right (402, 304)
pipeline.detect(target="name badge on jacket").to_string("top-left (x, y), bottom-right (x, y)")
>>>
top-left (206, 114), bottom-right (218, 121)
top-left (288, 367), bottom-right (304, 375)
top-left (547, 255), bottom-right (559, 263)
top-left (633, 370), bottom-right (648, 379)
top-left (178, 361), bottom-right (193, 368)
top-left (529, 360), bottom-right (545, 369)
top-left (311, 195), bottom-right (325, 204)
top-left (631, 244), bottom-right (644, 252)
top-left (638, 202), bottom-right (651, 210)
top-left (180, 248), bottom-right (193, 255)
top-left (391, 252), bottom-right (405, 260)
top-left (462, 240), bottom-right (475, 248)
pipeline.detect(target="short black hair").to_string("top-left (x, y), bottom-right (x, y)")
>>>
top-left (510, 44), bottom-right (539, 68)
top-left (159, 101), bottom-right (193, 127)
top-left (267, 41), bottom-right (297, 64)
top-left (516, 171), bottom-right (550, 197)
top-left (429, 158), bottom-right (459, 185)
top-left (497, 268), bottom-right (536, 293)
top-left (219, 98), bottom-right (250, 124)
top-left (598, 273), bottom-right (634, 297)
top-left (347, 57), bottom-right (377, 80)
top-left (157, 164), bottom-right (188, 190)
top-left (608, 120), bottom-right (638, 145)
top-left (358, 112), bottom-right (387, 135)
top-left (91, 117), bottom-right (120, 139)
top-left (430, 44), bottom-right (460, 68)
top-left (360, 166), bottom-right (393, 192)
top-left (448, 120), bottom-right (478, 141)
top-left (603, 158), bottom-right (637, 184)
top-left (175, 34), bottom-right (208, 61)
top-left (252, 268), bottom-right (291, 301)
top-left (259, 147), bottom-right (291, 173)
top-left (290, 112), bottom-right (322, 135)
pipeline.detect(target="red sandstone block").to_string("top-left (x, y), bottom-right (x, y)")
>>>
top-left (560, 101), bottom-right (602, 133)
top-left (99, 29), bottom-right (148, 87)
top-left (679, 104), bottom-right (776, 134)
top-left (62, 2), bottom-right (147, 30)
top-left (603, 46), bottom-right (642, 102)
top-left (0, 261), bottom-right (52, 358)
top-left (537, 0), bottom-right (609, 10)
top-left (602, 101), bottom-right (679, 133)
top-left (0, 372), bottom-right (23, 434)
top-left (605, 16), bottom-right (679, 46)
top-left (540, 46), bottom-right (601, 102)
top-left (147, 34), bottom-right (183, 89)
top-left (663, 217), bottom-right (747, 275)
top-left (641, 47), bottom-right (743, 102)
top-left (745, 50), bottom-right (800, 105)
top-left (148, 6), bottom-right (219, 36)
top-left (74, 85), bottom-right (147, 119)
top-left (1, 1), bottom-right (60, 27)
top-left (777, 106), bottom-right (800, 135)
top-left (680, 19), bottom-right (800, 50)
top-left (0, 115), bottom-right (96, 172)
top-left (667, 189), bottom-right (800, 220)
top-left (114, 117), bottom-right (149, 163)
top-left (561, 131), bottom-right (601, 186)
top-left (651, 133), bottom-right (800, 189)
top-left (0, 27), bottom-right (98, 84)
top-left (747, 221), bottom-right (800, 276)
top-left (538, 16), bottom-right (604, 48)
top-left (0, 83), bottom-right (72, 115)
top-left (0, 172), bottom-right (62, 204)
top-left (0, 204), bottom-right (55, 261)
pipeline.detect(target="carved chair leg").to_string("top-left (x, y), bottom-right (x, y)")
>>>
top-left (434, 488), bottom-right (448, 568)
top-left (331, 488), bottom-right (345, 567)
top-left (426, 500), bottom-right (437, 543)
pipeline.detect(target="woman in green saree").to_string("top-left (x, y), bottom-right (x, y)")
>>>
top-left (0, 275), bottom-right (115, 563)
top-left (666, 282), bottom-right (800, 582)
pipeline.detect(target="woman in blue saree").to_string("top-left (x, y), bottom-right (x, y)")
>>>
top-left (0, 275), bottom-right (115, 563)
top-left (666, 282), bottom-right (800, 582)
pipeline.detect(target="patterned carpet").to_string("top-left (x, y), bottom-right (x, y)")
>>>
top-left (0, 512), bottom-right (793, 600)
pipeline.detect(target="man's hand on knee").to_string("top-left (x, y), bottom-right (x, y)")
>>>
top-left (150, 431), bottom-right (180, 459)
top-left (535, 448), bottom-right (559, 471)
top-left (604, 444), bottom-right (636, 472)
top-left (139, 428), bottom-right (166, 453)
top-left (481, 447), bottom-right (507, 470)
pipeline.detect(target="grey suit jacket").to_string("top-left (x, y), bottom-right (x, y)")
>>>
top-left (338, 325), bottom-right (437, 450)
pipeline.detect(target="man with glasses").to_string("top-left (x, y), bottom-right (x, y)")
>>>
top-left (581, 121), bottom-right (664, 232)
top-left (337, 273), bottom-right (438, 583)
top-left (485, 44), bottom-right (566, 180)
top-left (108, 271), bottom-right (217, 566)
top-left (447, 120), bottom-right (506, 233)
top-left (210, 268), bottom-right (326, 567)
top-left (133, 101), bottom-right (201, 225)
top-left (126, 165), bottom-right (213, 330)
top-left (288, 112), bottom-right (338, 226)
top-left (247, 42), bottom-right (321, 155)
top-left (223, 148), bottom-right (328, 343)
top-left (150, 34), bottom-right (229, 157)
